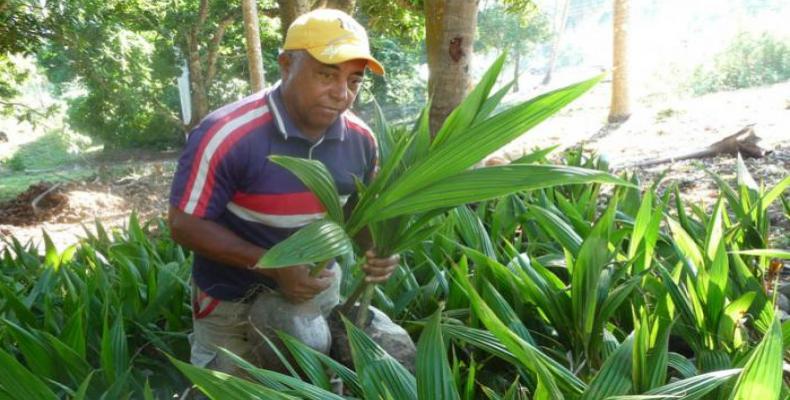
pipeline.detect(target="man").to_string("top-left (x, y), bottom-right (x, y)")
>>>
top-left (168, 9), bottom-right (399, 374)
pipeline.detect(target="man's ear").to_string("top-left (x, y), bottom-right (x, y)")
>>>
top-left (278, 52), bottom-right (291, 80)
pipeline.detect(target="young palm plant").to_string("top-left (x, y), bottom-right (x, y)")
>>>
top-left (253, 54), bottom-right (629, 322)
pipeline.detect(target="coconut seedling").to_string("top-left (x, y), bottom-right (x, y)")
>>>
top-left (249, 54), bottom-right (628, 365)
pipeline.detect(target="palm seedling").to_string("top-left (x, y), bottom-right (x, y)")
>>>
top-left (253, 54), bottom-right (629, 328)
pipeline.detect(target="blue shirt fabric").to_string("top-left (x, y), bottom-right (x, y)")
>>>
top-left (170, 85), bottom-right (377, 301)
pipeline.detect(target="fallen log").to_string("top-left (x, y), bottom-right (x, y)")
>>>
top-left (626, 124), bottom-right (769, 168)
top-left (31, 182), bottom-right (62, 216)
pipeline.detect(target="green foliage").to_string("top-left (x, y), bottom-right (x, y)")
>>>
top-left (357, 0), bottom-right (424, 43)
top-left (31, 0), bottom-right (283, 149)
top-left (2, 129), bottom-right (91, 172)
top-left (688, 31), bottom-right (790, 95)
top-left (0, 1), bottom-right (46, 55)
top-left (357, 35), bottom-right (426, 123)
top-left (0, 54), bottom-right (28, 102)
top-left (2, 140), bottom-right (788, 398)
top-left (2, 29), bottom-right (789, 399)
top-left (0, 216), bottom-right (193, 398)
top-left (476, 2), bottom-right (550, 56)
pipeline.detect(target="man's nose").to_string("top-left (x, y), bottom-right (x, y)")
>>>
top-left (328, 79), bottom-right (349, 102)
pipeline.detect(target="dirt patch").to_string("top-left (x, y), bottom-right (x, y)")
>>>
top-left (1, 161), bottom-right (174, 250)
top-left (0, 182), bottom-right (69, 226)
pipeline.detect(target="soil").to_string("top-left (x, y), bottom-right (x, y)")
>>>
top-left (0, 182), bottom-right (69, 226)
top-left (1, 80), bottom-right (788, 251)
top-left (0, 161), bottom-right (175, 250)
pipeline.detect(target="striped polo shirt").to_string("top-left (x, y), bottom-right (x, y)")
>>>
top-left (170, 85), bottom-right (377, 301)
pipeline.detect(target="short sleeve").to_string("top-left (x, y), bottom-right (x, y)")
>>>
top-left (169, 122), bottom-right (238, 219)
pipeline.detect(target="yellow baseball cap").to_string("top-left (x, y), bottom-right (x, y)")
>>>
top-left (283, 9), bottom-right (385, 75)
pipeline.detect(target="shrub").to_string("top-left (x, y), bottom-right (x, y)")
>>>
top-left (688, 31), bottom-right (790, 95)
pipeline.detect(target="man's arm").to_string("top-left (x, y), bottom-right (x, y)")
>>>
top-left (168, 206), bottom-right (334, 302)
top-left (169, 206), bottom-right (269, 273)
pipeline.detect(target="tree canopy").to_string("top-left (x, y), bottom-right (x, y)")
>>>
top-left (0, 0), bottom-right (551, 148)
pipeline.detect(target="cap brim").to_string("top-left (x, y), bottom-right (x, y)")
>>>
top-left (306, 45), bottom-right (385, 76)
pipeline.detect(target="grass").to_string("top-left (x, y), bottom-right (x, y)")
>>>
top-left (1, 129), bottom-right (94, 170)
top-left (0, 127), bottom-right (102, 201)
top-left (0, 169), bottom-right (94, 201)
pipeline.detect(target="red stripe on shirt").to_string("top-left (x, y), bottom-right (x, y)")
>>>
top-left (345, 116), bottom-right (376, 147)
top-left (179, 96), bottom-right (267, 211)
top-left (193, 113), bottom-right (273, 216)
top-left (231, 192), bottom-right (326, 215)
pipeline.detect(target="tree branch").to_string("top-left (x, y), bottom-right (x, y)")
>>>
top-left (205, 10), bottom-right (239, 86)
top-left (151, 97), bottom-right (187, 132)
top-left (0, 100), bottom-right (50, 117)
top-left (197, 0), bottom-right (209, 26)
top-left (394, 0), bottom-right (419, 11)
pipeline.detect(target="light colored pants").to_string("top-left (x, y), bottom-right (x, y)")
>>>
top-left (189, 266), bottom-right (341, 376)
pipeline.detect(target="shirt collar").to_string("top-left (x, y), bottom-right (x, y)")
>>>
top-left (267, 84), bottom-right (346, 142)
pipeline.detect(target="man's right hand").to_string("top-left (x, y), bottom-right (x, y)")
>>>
top-left (270, 265), bottom-right (335, 303)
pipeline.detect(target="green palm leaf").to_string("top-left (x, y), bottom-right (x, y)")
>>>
top-left (374, 74), bottom-right (603, 209)
top-left (268, 156), bottom-right (344, 223)
top-left (452, 258), bottom-right (571, 398)
top-left (572, 199), bottom-right (616, 348)
top-left (728, 315), bottom-right (783, 400)
top-left (527, 204), bottom-right (583, 255)
top-left (581, 334), bottom-right (634, 399)
top-left (607, 369), bottom-right (740, 400)
top-left (371, 165), bottom-right (629, 222)
top-left (431, 53), bottom-right (507, 149)
top-left (417, 309), bottom-right (461, 400)
top-left (256, 220), bottom-right (352, 268)
top-left (343, 315), bottom-right (417, 399)
top-left (217, 348), bottom-right (345, 400)
top-left (0, 348), bottom-right (58, 400)
top-left (169, 354), bottom-right (299, 400)
top-left (732, 249), bottom-right (790, 259)
top-left (667, 352), bottom-right (698, 379)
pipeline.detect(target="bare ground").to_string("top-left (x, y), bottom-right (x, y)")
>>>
top-left (1, 80), bottom-right (788, 251)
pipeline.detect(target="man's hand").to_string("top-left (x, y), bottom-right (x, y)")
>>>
top-left (361, 250), bottom-right (400, 283)
top-left (272, 265), bottom-right (335, 303)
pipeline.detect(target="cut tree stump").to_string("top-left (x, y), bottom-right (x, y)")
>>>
top-left (627, 124), bottom-right (769, 168)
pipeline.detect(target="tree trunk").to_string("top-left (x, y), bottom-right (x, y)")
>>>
top-left (513, 47), bottom-right (521, 93)
top-left (608, 0), bottom-right (630, 123)
top-left (424, 0), bottom-right (478, 136)
top-left (277, 0), bottom-right (311, 38)
top-left (325, 0), bottom-right (356, 14)
top-left (185, 2), bottom-right (240, 128)
top-left (242, 0), bottom-right (266, 92)
top-left (542, 0), bottom-right (569, 85)
top-left (186, 33), bottom-right (209, 128)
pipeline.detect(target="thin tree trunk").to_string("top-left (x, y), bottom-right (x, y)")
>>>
top-left (186, 33), bottom-right (209, 128)
top-left (277, 0), bottom-right (311, 38)
top-left (242, 0), bottom-right (266, 92)
top-left (608, 0), bottom-right (630, 123)
top-left (425, 0), bottom-right (478, 136)
top-left (325, 0), bottom-right (356, 14)
top-left (205, 13), bottom-right (237, 87)
top-left (542, 0), bottom-right (569, 85)
top-left (186, 5), bottom-right (240, 128)
top-left (513, 47), bottom-right (521, 93)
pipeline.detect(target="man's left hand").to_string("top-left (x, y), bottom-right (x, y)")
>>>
top-left (361, 250), bottom-right (400, 283)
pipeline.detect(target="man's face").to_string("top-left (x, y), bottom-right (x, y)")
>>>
top-left (279, 51), bottom-right (367, 138)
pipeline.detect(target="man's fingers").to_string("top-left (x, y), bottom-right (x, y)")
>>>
top-left (365, 273), bottom-right (392, 283)
top-left (316, 268), bottom-right (336, 279)
top-left (365, 251), bottom-right (400, 266)
top-left (363, 264), bottom-right (397, 282)
top-left (363, 263), bottom-right (396, 276)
